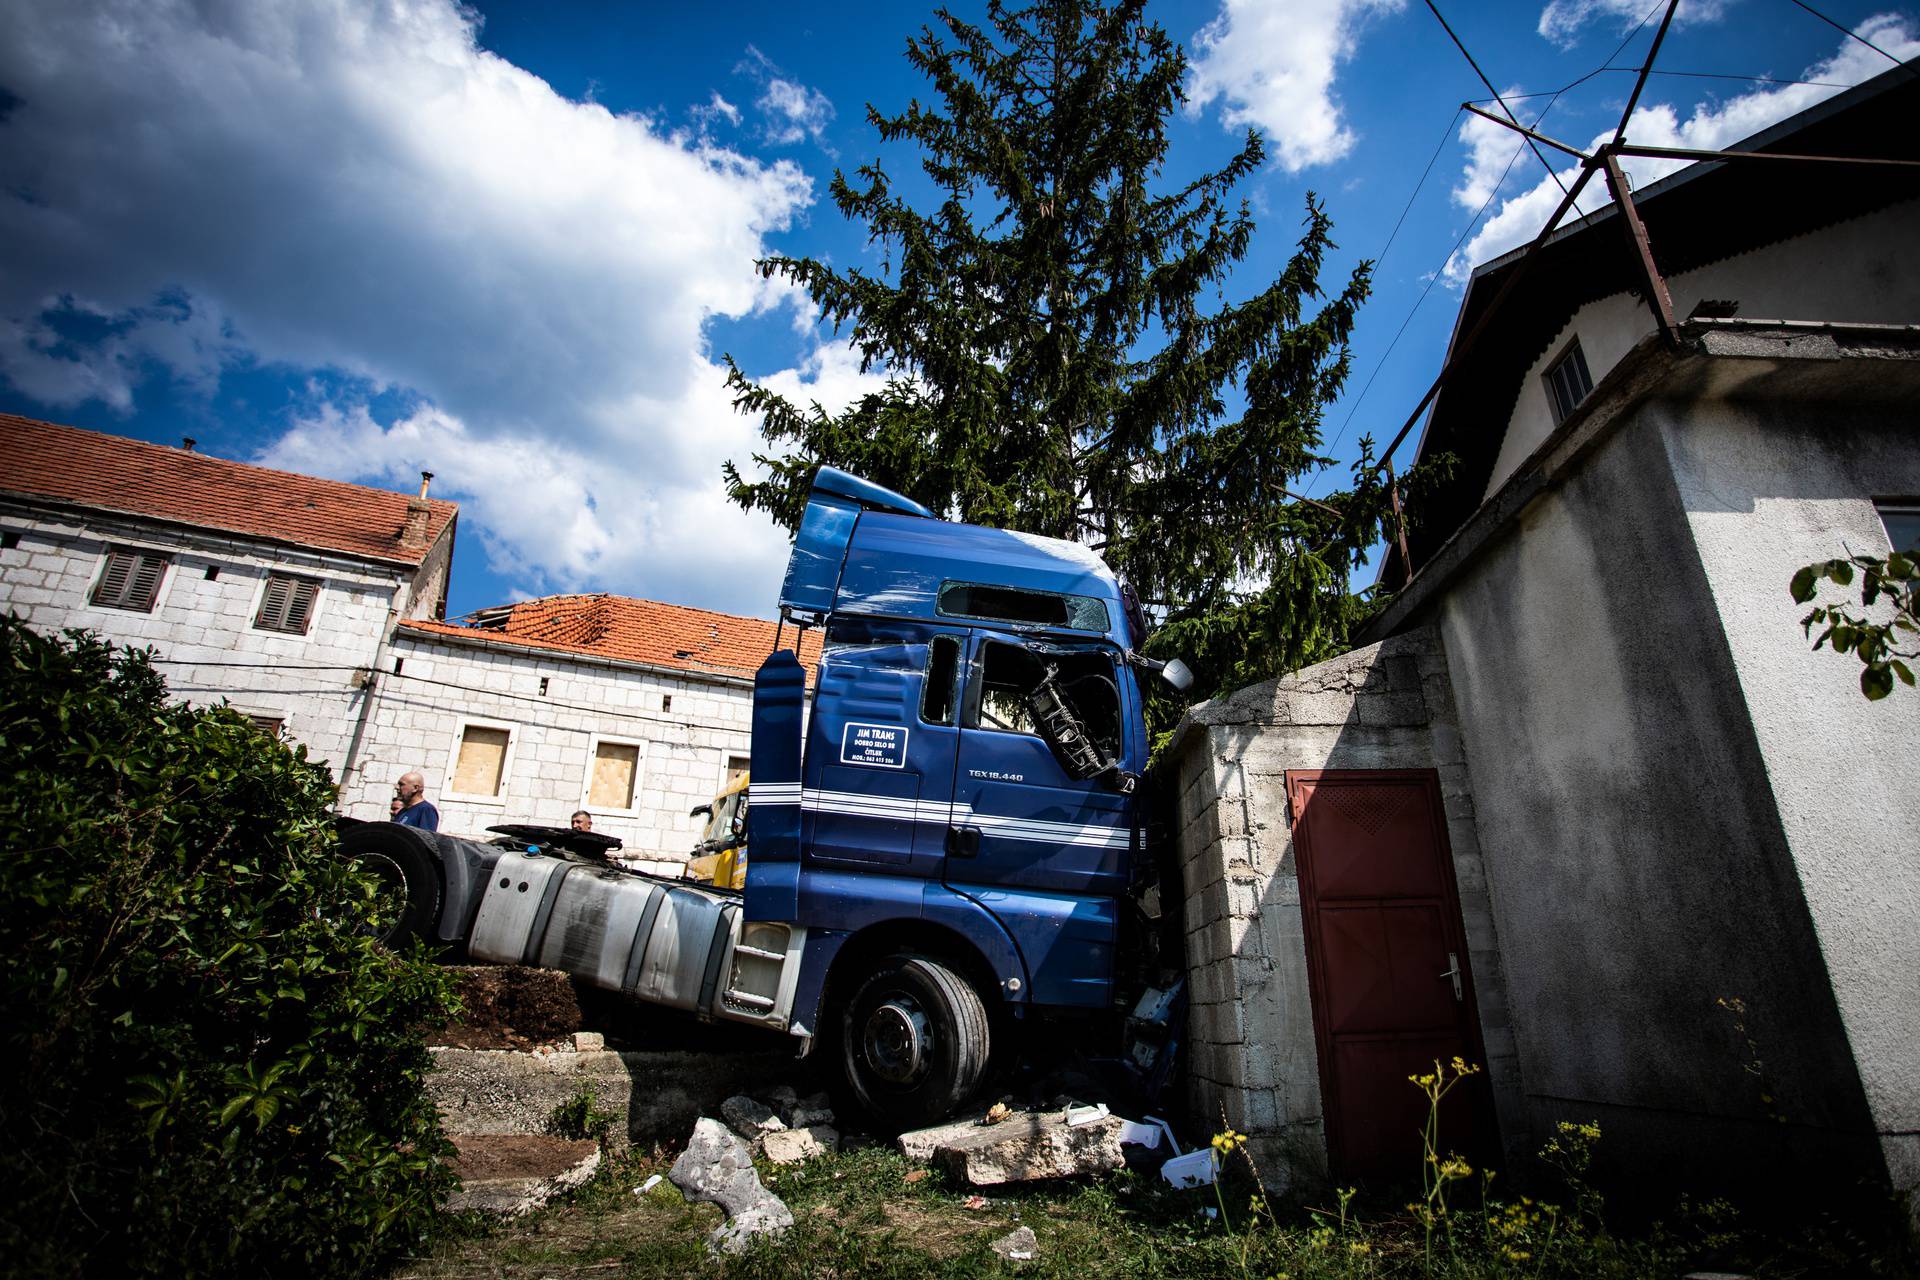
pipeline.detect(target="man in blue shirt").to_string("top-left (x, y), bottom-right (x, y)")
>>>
top-left (391, 770), bottom-right (439, 832)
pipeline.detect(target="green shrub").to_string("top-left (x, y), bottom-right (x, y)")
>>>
top-left (0, 620), bottom-right (461, 1279)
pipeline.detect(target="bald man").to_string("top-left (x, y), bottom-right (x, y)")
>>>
top-left (391, 770), bottom-right (439, 832)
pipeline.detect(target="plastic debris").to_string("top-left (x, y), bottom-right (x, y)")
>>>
top-left (1160, 1147), bottom-right (1219, 1189)
top-left (634, 1173), bottom-right (664, 1195)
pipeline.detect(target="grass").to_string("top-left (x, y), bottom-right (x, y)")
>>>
top-left (389, 1131), bottom-right (1915, 1280)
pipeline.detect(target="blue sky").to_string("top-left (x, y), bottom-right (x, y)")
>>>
top-left (2, 0), bottom-right (1913, 619)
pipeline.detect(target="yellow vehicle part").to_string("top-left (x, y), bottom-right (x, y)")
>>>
top-left (685, 772), bottom-right (749, 890)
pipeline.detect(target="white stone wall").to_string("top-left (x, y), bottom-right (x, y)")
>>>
top-left (342, 632), bottom-right (757, 873)
top-left (1655, 393), bottom-right (1920, 1224)
top-left (1485, 197), bottom-right (1920, 499)
top-left (1168, 628), bottom-right (1519, 1188)
top-left (0, 502), bottom-right (415, 772)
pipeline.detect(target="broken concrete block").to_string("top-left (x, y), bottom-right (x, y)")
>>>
top-left (572, 1031), bottom-right (604, 1052)
top-left (762, 1083), bottom-right (800, 1111)
top-left (897, 1112), bottom-right (995, 1163)
top-left (760, 1125), bottom-right (840, 1165)
top-left (789, 1103), bottom-right (835, 1128)
top-left (669, 1117), bottom-right (794, 1253)
top-left (721, 1094), bottom-right (787, 1140)
top-left (991, 1225), bottom-right (1039, 1262)
top-left (934, 1112), bottom-right (1128, 1185)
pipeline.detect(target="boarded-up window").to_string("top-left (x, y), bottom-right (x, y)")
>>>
top-left (247, 715), bottom-right (285, 737)
top-left (92, 548), bottom-right (169, 612)
top-left (724, 754), bottom-right (751, 789)
top-left (453, 725), bottom-right (511, 796)
top-left (589, 741), bottom-right (640, 809)
top-left (254, 574), bottom-right (321, 634)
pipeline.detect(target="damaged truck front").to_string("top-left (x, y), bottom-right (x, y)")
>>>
top-left (342, 467), bottom-right (1191, 1127)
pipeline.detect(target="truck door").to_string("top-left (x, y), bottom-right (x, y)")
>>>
top-left (945, 631), bottom-right (1139, 1005)
top-left (801, 618), bottom-right (963, 881)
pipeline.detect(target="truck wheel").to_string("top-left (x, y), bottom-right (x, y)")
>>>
top-left (839, 954), bottom-right (990, 1130)
top-left (339, 824), bottom-right (442, 946)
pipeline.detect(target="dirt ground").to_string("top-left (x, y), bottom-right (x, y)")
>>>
top-left (448, 1134), bottom-right (599, 1182)
top-left (431, 965), bottom-right (585, 1049)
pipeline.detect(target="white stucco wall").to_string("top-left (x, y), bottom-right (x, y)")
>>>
top-left (1653, 393), bottom-right (1920, 1211)
top-left (343, 632), bottom-right (757, 873)
top-left (1486, 197), bottom-right (1920, 499)
top-left (0, 502), bottom-right (414, 771)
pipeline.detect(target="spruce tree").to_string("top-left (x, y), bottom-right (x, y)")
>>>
top-left (724, 0), bottom-right (1445, 712)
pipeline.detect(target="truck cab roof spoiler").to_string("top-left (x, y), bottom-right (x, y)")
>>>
top-left (779, 467), bottom-right (931, 617)
top-left (812, 466), bottom-right (933, 519)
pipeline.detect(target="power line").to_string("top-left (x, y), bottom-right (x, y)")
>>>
top-left (1601, 67), bottom-right (1855, 90)
top-left (1308, 0), bottom-right (1671, 497)
top-left (1421, 0), bottom-right (1580, 206)
top-left (1783, 0), bottom-right (1916, 71)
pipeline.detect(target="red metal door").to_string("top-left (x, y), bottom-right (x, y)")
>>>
top-left (1287, 769), bottom-right (1492, 1182)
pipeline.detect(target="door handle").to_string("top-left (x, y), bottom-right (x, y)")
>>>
top-left (946, 826), bottom-right (981, 858)
top-left (1439, 952), bottom-right (1463, 1002)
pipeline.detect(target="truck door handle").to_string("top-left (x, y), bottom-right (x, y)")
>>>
top-left (1439, 952), bottom-right (1463, 1002)
top-left (946, 826), bottom-right (981, 858)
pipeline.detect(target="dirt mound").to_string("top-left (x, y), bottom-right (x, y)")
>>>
top-left (435, 966), bottom-right (584, 1049)
top-left (448, 1133), bottom-right (599, 1182)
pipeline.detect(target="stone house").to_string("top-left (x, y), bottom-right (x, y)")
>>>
top-left (0, 413), bottom-right (821, 872)
top-left (1169, 66), bottom-right (1920, 1217)
top-left (340, 594), bottom-right (819, 872)
top-left (0, 412), bottom-right (456, 770)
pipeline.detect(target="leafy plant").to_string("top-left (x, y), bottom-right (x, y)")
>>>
top-left (1790, 549), bottom-right (1917, 700)
top-left (0, 620), bottom-right (462, 1279)
top-left (723, 0), bottom-right (1450, 721)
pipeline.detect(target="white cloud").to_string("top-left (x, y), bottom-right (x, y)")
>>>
top-left (0, 0), bottom-right (871, 615)
top-left (1186, 0), bottom-right (1403, 172)
top-left (1444, 16), bottom-right (1919, 284)
top-left (693, 91), bottom-right (743, 131)
top-left (737, 46), bottom-right (835, 148)
top-left (1537, 0), bottom-right (1731, 48)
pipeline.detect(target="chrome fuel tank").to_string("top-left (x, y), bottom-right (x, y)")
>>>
top-left (468, 851), bottom-right (806, 1031)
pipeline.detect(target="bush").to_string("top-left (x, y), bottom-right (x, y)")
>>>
top-left (0, 620), bottom-right (461, 1279)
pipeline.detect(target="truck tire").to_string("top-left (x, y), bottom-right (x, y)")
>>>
top-left (838, 954), bottom-right (990, 1130)
top-left (339, 823), bottom-right (442, 947)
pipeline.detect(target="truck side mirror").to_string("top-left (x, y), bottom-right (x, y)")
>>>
top-left (689, 803), bottom-right (712, 818)
top-left (1128, 651), bottom-right (1196, 695)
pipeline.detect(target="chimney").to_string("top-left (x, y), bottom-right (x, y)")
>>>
top-left (181, 437), bottom-right (196, 452)
top-left (400, 499), bottom-right (433, 549)
top-left (419, 470), bottom-right (434, 499)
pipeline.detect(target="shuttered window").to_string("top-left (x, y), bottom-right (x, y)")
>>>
top-left (246, 715), bottom-right (285, 737)
top-left (588, 741), bottom-right (640, 809)
top-left (91, 548), bottom-right (169, 612)
top-left (452, 725), bottom-right (511, 796)
top-left (254, 574), bottom-right (321, 634)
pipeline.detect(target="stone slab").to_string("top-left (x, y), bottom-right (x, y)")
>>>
top-left (933, 1113), bottom-right (1127, 1186)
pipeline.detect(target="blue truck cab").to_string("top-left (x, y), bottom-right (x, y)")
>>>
top-left (339, 466), bottom-right (1186, 1129)
top-left (745, 467), bottom-right (1176, 1123)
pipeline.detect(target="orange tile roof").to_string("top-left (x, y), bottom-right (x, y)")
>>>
top-left (396, 594), bottom-right (823, 682)
top-left (0, 412), bottom-right (457, 566)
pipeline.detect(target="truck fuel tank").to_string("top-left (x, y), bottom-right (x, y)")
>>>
top-left (468, 851), bottom-right (807, 1032)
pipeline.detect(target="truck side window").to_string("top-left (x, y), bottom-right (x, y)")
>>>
top-left (922, 635), bottom-right (961, 725)
top-left (968, 641), bottom-right (1124, 768)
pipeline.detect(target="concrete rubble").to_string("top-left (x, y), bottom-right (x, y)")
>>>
top-left (760, 1125), bottom-right (841, 1164)
top-left (720, 1094), bottom-right (788, 1140)
top-left (669, 1117), bottom-right (795, 1253)
top-left (928, 1110), bottom-right (1130, 1186)
top-left (991, 1225), bottom-right (1040, 1263)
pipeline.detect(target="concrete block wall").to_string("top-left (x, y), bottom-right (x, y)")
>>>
top-left (345, 633), bottom-right (756, 871)
top-left (1168, 626), bottom-right (1523, 1188)
top-left (0, 505), bottom-right (407, 770)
